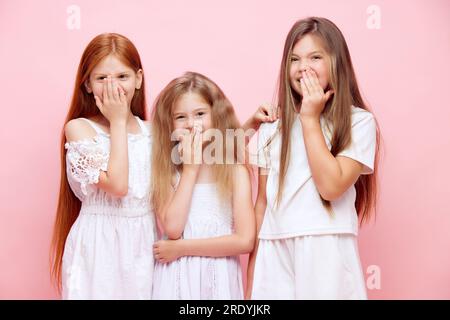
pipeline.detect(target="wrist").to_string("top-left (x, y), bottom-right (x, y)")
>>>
top-left (182, 165), bottom-right (200, 176)
top-left (109, 119), bottom-right (128, 128)
top-left (177, 239), bottom-right (187, 257)
top-left (251, 115), bottom-right (261, 129)
top-left (299, 115), bottom-right (320, 128)
top-left (243, 116), bottom-right (259, 132)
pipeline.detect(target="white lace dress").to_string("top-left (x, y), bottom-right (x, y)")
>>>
top-left (152, 181), bottom-right (243, 300)
top-left (62, 116), bottom-right (156, 300)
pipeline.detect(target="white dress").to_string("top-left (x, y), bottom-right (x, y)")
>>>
top-left (62, 116), bottom-right (156, 300)
top-left (152, 182), bottom-right (243, 300)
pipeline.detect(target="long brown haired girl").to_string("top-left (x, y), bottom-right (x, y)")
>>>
top-left (247, 17), bottom-right (380, 299)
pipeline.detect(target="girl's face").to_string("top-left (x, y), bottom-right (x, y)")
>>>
top-left (85, 54), bottom-right (143, 106)
top-left (289, 34), bottom-right (331, 97)
top-left (172, 92), bottom-right (213, 133)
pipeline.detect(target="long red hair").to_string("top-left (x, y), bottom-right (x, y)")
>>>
top-left (50, 33), bottom-right (147, 291)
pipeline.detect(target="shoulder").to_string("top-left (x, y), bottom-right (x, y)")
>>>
top-left (142, 119), bottom-right (151, 131)
top-left (350, 106), bottom-right (375, 125)
top-left (259, 119), bottom-right (280, 137)
top-left (64, 118), bottom-right (97, 142)
top-left (139, 119), bottom-right (152, 136)
top-left (348, 106), bottom-right (377, 141)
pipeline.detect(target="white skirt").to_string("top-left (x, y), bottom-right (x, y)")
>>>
top-left (62, 212), bottom-right (155, 300)
top-left (251, 234), bottom-right (367, 300)
top-left (152, 255), bottom-right (243, 300)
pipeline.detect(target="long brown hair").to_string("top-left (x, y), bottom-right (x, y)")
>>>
top-left (50, 33), bottom-right (147, 291)
top-left (151, 71), bottom-right (244, 214)
top-left (273, 17), bottom-right (380, 224)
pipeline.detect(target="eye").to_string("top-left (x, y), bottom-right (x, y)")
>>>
top-left (175, 116), bottom-right (185, 120)
top-left (290, 57), bottom-right (299, 62)
top-left (97, 76), bottom-right (106, 80)
top-left (312, 56), bottom-right (322, 60)
top-left (118, 74), bottom-right (129, 79)
top-left (196, 112), bottom-right (205, 117)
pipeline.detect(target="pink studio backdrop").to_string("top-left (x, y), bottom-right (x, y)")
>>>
top-left (1, 0), bottom-right (449, 299)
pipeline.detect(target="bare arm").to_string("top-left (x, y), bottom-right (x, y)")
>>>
top-left (157, 168), bottom-right (198, 240)
top-left (65, 77), bottom-right (130, 197)
top-left (299, 68), bottom-right (363, 201)
top-left (156, 127), bottom-right (203, 240)
top-left (300, 118), bottom-right (363, 201)
top-left (245, 168), bottom-right (268, 299)
top-left (153, 165), bottom-right (256, 262)
top-left (242, 104), bottom-right (278, 139)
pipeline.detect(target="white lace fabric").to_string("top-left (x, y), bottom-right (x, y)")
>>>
top-left (61, 117), bottom-right (156, 300)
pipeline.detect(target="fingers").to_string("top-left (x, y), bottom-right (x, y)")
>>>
top-left (118, 85), bottom-right (126, 104)
top-left (262, 104), bottom-right (273, 121)
top-left (302, 70), bottom-right (315, 94)
top-left (94, 95), bottom-right (103, 111)
top-left (307, 69), bottom-right (321, 88)
top-left (192, 124), bottom-right (202, 164)
top-left (107, 76), bottom-right (113, 100)
top-left (305, 69), bottom-right (322, 94)
top-left (300, 78), bottom-right (309, 96)
top-left (272, 106), bottom-right (279, 120)
top-left (267, 106), bottom-right (276, 121)
top-left (102, 80), bottom-right (108, 103)
top-left (153, 245), bottom-right (169, 263)
top-left (324, 90), bottom-right (335, 102)
top-left (112, 78), bottom-right (120, 101)
top-left (177, 125), bottom-right (202, 165)
top-left (260, 103), bottom-right (278, 121)
top-left (177, 135), bottom-right (184, 156)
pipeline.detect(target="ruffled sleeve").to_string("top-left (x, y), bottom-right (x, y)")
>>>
top-left (65, 138), bottom-right (109, 200)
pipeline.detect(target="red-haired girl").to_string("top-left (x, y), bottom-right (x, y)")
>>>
top-left (51, 33), bottom-right (155, 299)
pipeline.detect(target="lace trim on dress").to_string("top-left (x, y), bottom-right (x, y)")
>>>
top-left (65, 137), bottom-right (109, 196)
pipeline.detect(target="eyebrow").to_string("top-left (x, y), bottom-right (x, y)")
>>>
top-left (291, 50), bottom-right (324, 56)
top-left (92, 72), bottom-right (130, 76)
top-left (173, 107), bottom-right (208, 116)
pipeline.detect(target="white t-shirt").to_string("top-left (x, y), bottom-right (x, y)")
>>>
top-left (256, 106), bottom-right (376, 239)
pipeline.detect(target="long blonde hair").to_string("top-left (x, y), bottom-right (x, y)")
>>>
top-left (151, 71), bottom-right (245, 213)
top-left (273, 17), bottom-right (380, 224)
top-left (51, 33), bottom-right (147, 291)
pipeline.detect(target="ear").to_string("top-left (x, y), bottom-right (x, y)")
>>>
top-left (84, 79), bottom-right (92, 93)
top-left (135, 69), bottom-right (143, 90)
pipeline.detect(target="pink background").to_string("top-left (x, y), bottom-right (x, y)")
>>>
top-left (1, 0), bottom-right (449, 299)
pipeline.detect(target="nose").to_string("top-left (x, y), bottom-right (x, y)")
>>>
top-left (186, 117), bottom-right (194, 130)
top-left (299, 63), bottom-right (310, 73)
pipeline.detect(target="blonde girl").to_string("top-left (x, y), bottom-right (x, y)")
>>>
top-left (151, 72), bottom-right (256, 299)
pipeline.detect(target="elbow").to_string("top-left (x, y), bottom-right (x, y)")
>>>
top-left (318, 187), bottom-right (341, 202)
top-left (111, 184), bottom-right (128, 197)
top-left (239, 236), bottom-right (255, 254)
top-left (164, 224), bottom-right (183, 240)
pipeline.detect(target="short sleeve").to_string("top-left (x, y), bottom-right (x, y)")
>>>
top-left (65, 139), bottom-right (109, 199)
top-left (337, 111), bottom-right (376, 175)
top-left (257, 123), bottom-right (272, 169)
